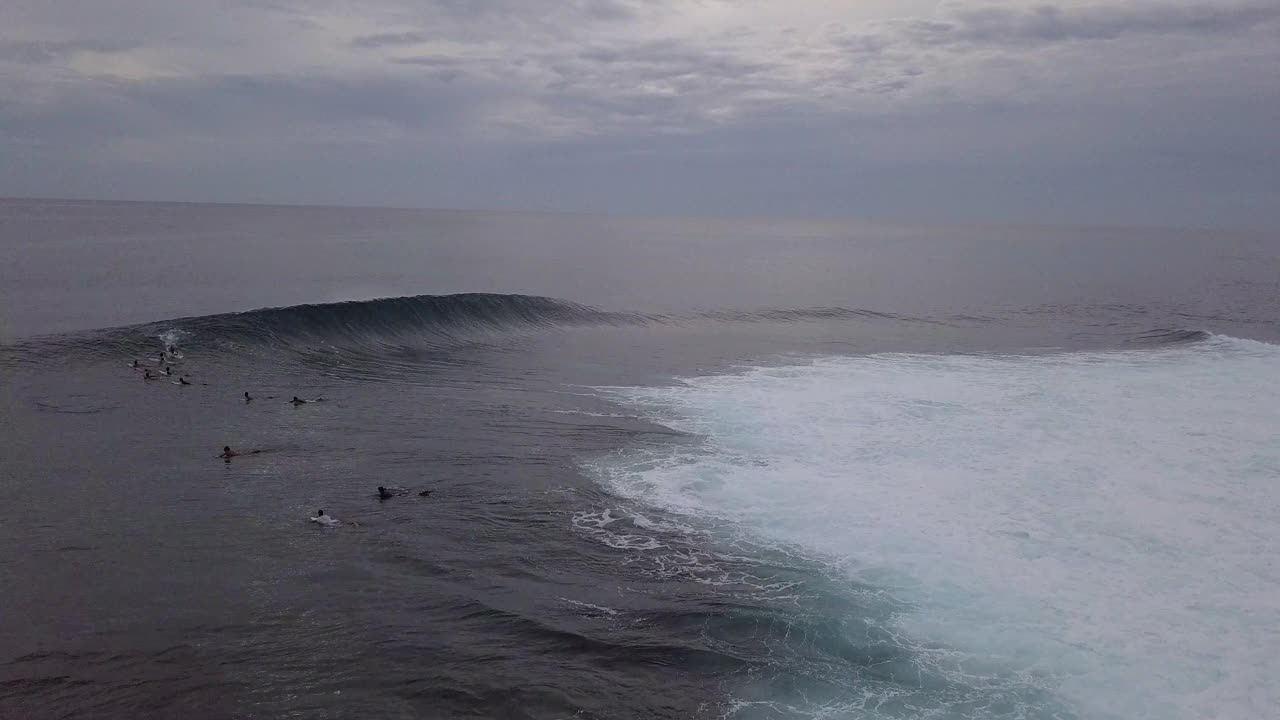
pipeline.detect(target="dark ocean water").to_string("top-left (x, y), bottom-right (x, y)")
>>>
top-left (1, 198), bottom-right (1278, 720)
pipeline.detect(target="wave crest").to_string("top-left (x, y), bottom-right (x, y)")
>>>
top-left (3, 294), bottom-right (640, 362)
top-left (174, 293), bottom-right (637, 345)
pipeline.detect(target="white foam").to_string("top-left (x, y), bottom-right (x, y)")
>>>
top-left (548, 409), bottom-right (642, 419)
top-left (559, 598), bottom-right (622, 617)
top-left (572, 509), bottom-right (664, 550)
top-left (596, 336), bottom-right (1280, 720)
top-left (570, 506), bottom-right (806, 595)
top-left (156, 328), bottom-right (188, 354)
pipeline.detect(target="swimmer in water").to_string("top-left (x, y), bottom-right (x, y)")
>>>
top-left (144, 369), bottom-right (154, 380)
top-left (418, 489), bottom-right (433, 497)
top-left (219, 446), bottom-right (261, 459)
top-left (130, 359), bottom-right (140, 369)
top-left (244, 391), bottom-right (253, 402)
top-left (311, 509), bottom-right (340, 527)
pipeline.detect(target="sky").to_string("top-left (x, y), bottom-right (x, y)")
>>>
top-left (2, 0), bottom-right (1278, 227)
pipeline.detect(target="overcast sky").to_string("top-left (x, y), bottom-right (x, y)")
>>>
top-left (2, 1), bottom-right (1277, 227)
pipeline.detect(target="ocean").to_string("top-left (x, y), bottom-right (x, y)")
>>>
top-left (1, 198), bottom-right (1277, 720)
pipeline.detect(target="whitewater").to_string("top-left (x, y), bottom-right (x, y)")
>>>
top-left (595, 335), bottom-right (1280, 720)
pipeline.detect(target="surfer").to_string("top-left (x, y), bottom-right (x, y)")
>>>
top-left (220, 445), bottom-right (261, 459)
top-left (377, 486), bottom-right (405, 499)
top-left (129, 359), bottom-right (140, 369)
top-left (178, 376), bottom-right (191, 385)
top-left (310, 510), bottom-right (339, 527)
top-left (244, 391), bottom-right (253, 402)
top-left (144, 369), bottom-right (154, 380)
top-left (163, 366), bottom-right (172, 376)
top-left (290, 396), bottom-right (307, 405)
top-left (418, 489), bottom-right (433, 497)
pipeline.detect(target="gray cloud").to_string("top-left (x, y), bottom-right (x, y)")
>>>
top-left (0, 39), bottom-right (139, 64)
top-left (351, 31), bottom-right (430, 49)
top-left (0, 0), bottom-right (1277, 227)
top-left (390, 56), bottom-right (461, 67)
top-left (907, 2), bottom-right (1280, 46)
top-left (0, 71), bottom-right (504, 161)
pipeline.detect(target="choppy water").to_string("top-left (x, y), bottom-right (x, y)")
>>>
top-left (1, 199), bottom-right (1278, 719)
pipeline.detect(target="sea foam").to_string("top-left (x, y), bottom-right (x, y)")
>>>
top-left (596, 336), bottom-right (1280, 720)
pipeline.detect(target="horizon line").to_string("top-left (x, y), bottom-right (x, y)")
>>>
top-left (0, 194), bottom-right (1268, 235)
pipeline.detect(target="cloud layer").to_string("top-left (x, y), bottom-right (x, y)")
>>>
top-left (2, 0), bottom-right (1277, 226)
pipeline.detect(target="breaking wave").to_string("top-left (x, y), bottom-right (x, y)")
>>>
top-left (0, 290), bottom-right (1226, 371)
top-left (0, 294), bottom-right (640, 363)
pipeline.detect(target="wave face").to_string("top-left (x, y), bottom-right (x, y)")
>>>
top-left (2, 293), bottom-right (646, 363)
top-left (161, 293), bottom-right (643, 346)
top-left (5, 295), bottom-right (973, 355)
top-left (593, 335), bottom-right (1280, 720)
top-left (1126, 327), bottom-right (1213, 345)
top-left (7, 294), bottom-right (960, 362)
